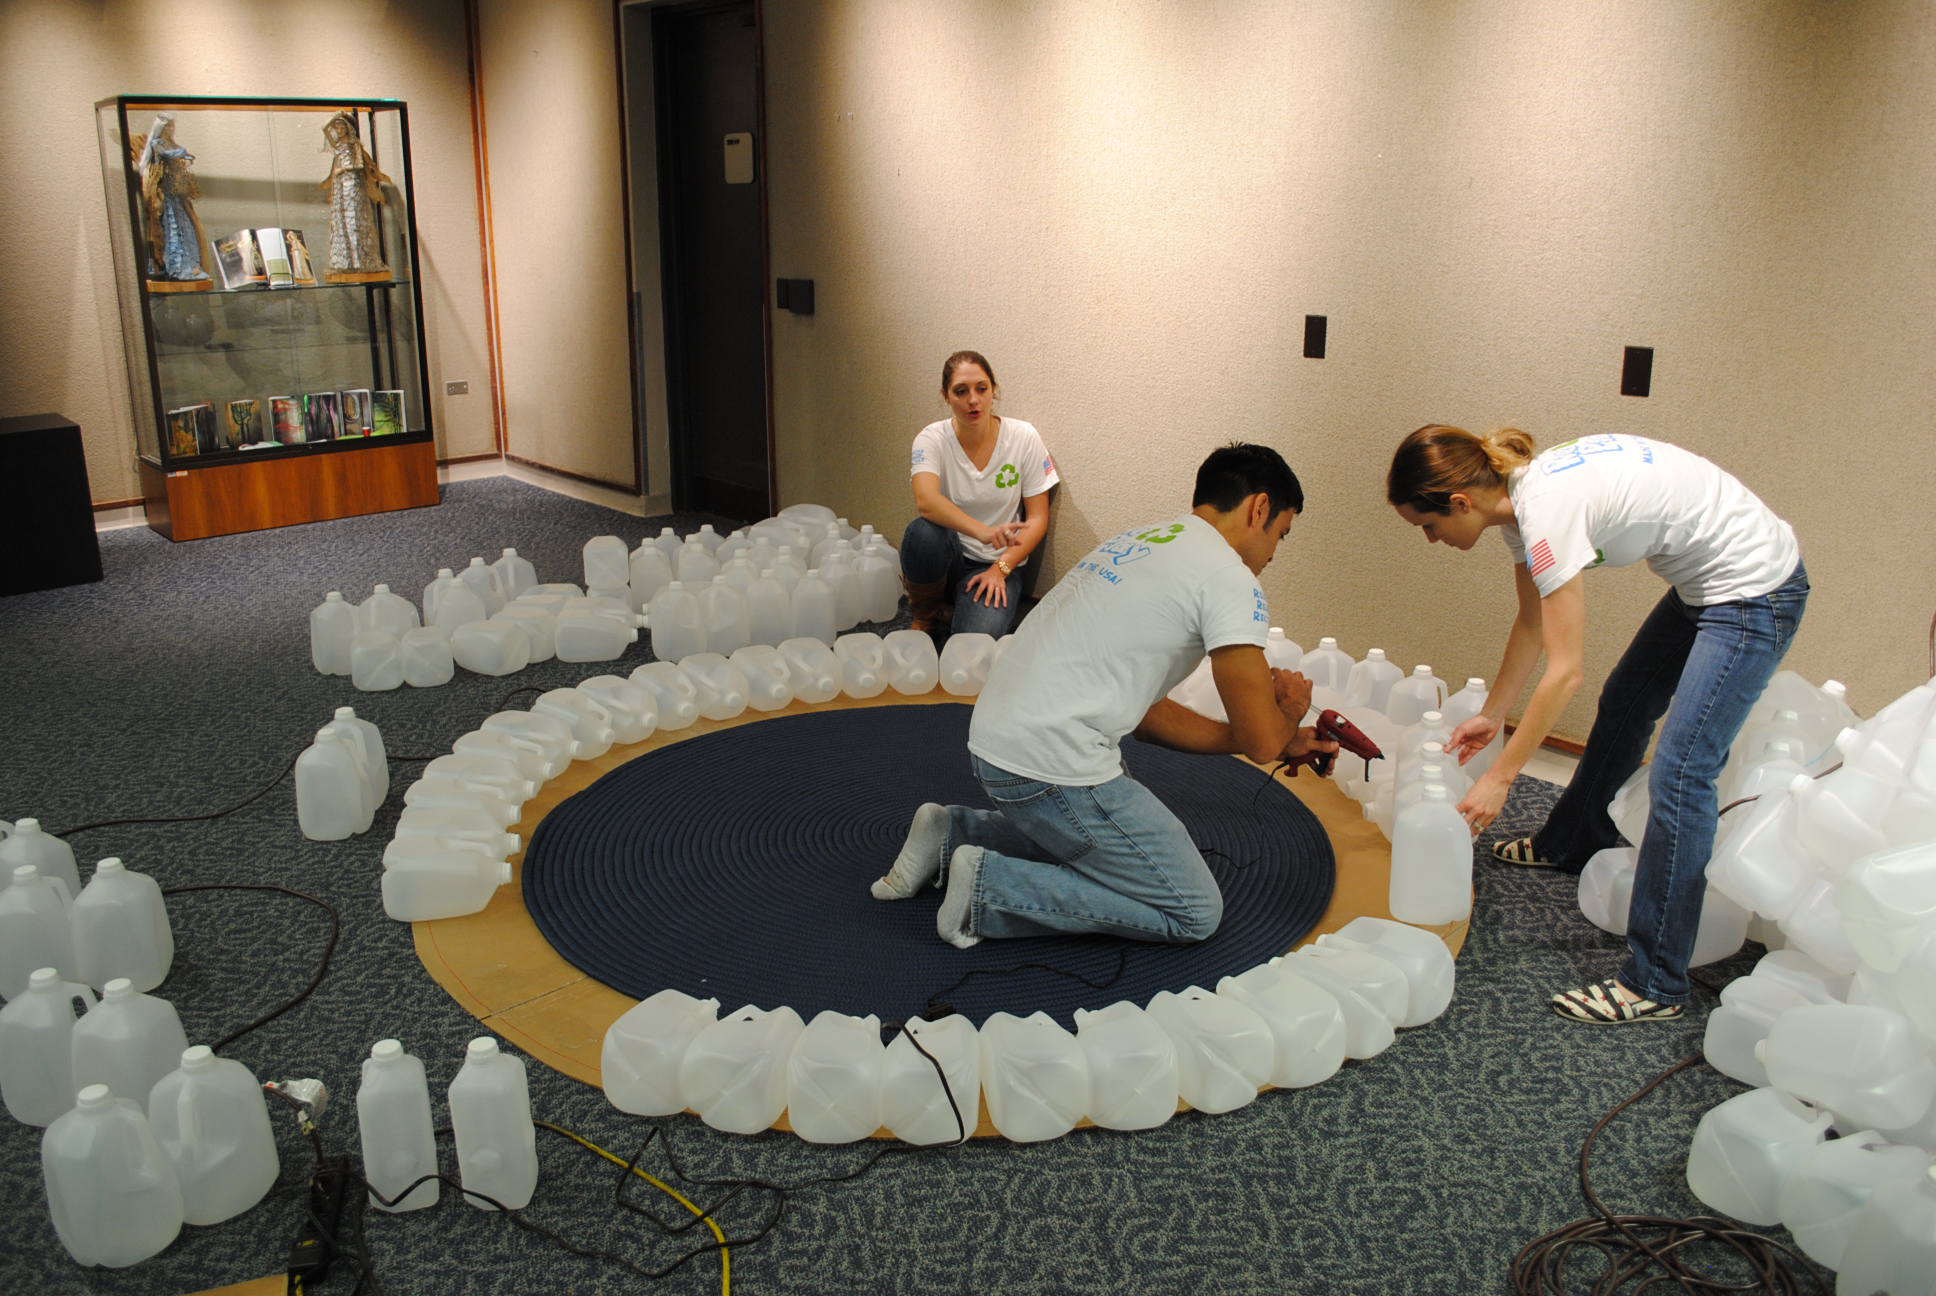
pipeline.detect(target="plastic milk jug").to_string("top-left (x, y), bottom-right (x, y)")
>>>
top-left (678, 653), bottom-right (750, 721)
top-left (297, 727), bottom-right (371, 840)
top-left (148, 1045), bottom-right (278, 1225)
top-left (719, 555), bottom-right (759, 594)
top-left (448, 1037), bottom-right (538, 1209)
top-left (1319, 916), bottom-right (1457, 1028)
top-left (856, 538), bottom-right (901, 623)
top-left (460, 557), bottom-right (507, 614)
top-left (357, 1039), bottom-right (439, 1211)
top-left (555, 606), bottom-right (639, 663)
top-left (1686, 1087), bottom-right (1832, 1226)
top-left (70, 979), bottom-right (189, 1108)
top-left (698, 578), bottom-right (751, 657)
top-left (1776, 1131), bottom-right (1931, 1271)
top-left (652, 525), bottom-right (682, 565)
top-left (309, 592), bottom-right (356, 675)
top-left (744, 569), bottom-right (792, 646)
top-left (1384, 665), bottom-right (1449, 728)
top-left (398, 626), bottom-right (455, 687)
top-left (1215, 963), bottom-right (1347, 1089)
top-left (679, 1005), bottom-right (805, 1135)
top-left (1265, 626), bottom-right (1303, 671)
top-left (1757, 1004), bottom-right (1936, 1132)
top-left (777, 637), bottom-right (841, 704)
top-left (1345, 648), bottom-right (1404, 713)
top-left (71, 858), bottom-right (172, 993)
top-left (0, 864), bottom-right (77, 995)
top-left (729, 645), bottom-right (793, 711)
top-left (819, 549), bottom-right (864, 630)
top-left (879, 1015), bottom-right (981, 1146)
top-left (939, 632), bottom-right (998, 696)
top-left (393, 806), bottom-right (519, 859)
top-left (978, 1011), bottom-right (1090, 1143)
top-left (581, 535), bottom-right (629, 591)
top-left (492, 547), bottom-right (537, 600)
top-left (1835, 1165), bottom-right (1936, 1296)
top-left (629, 661), bottom-right (702, 730)
top-left (381, 848), bottom-right (511, 922)
top-left (676, 538), bottom-right (720, 587)
top-left (1300, 637), bottom-right (1352, 691)
top-left (882, 628), bottom-right (940, 694)
top-left (0, 817), bottom-right (80, 900)
top-left (451, 618), bottom-right (531, 676)
top-left (0, 968), bottom-right (95, 1125)
top-left (348, 629), bottom-right (403, 691)
top-left (1072, 1001), bottom-right (1180, 1131)
top-left (40, 1084), bottom-right (183, 1267)
top-left (1389, 784), bottom-right (1471, 925)
top-left (833, 632), bottom-right (888, 699)
top-left (601, 988), bottom-right (720, 1117)
top-left (422, 751), bottom-right (535, 805)
top-left (575, 675), bottom-right (659, 744)
top-left (1145, 987), bottom-right (1273, 1115)
top-left (786, 1011), bottom-right (887, 1144)
top-left (629, 541), bottom-right (673, 611)
top-left (649, 582), bottom-right (706, 663)
top-left (791, 570), bottom-right (838, 645)
top-left (479, 710), bottom-right (576, 777)
top-left (356, 584), bottom-right (419, 636)
top-left (430, 577), bottom-right (488, 634)
top-left (1272, 950), bottom-right (1395, 1060)
top-left (495, 604), bottom-right (560, 664)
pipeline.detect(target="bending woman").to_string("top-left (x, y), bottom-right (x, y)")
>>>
top-left (1388, 427), bottom-right (1807, 1025)
top-left (901, 351), bottom-right (1059, 638)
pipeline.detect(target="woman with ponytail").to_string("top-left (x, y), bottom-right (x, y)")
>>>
top-left (1387, 426), bottom-right (1808, 1025)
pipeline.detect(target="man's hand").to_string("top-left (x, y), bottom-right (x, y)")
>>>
top-left (1271, 668), bottom-right (1314, 722)
top-left (1280, 725), bottom-right (1338, 771)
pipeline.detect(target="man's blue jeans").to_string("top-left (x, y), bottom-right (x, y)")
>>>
top-left (899, 517), bottom-right (1026, 638)
top-left (938, 755), bottom-right (1224, 943)
top-left (1532, 563), bottom-right (1809, 1004)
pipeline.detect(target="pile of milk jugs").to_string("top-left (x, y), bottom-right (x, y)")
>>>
top-left (307, 505), bottom-right (913, 691)
top-left (1168, 632), bottom-right (1497, 928)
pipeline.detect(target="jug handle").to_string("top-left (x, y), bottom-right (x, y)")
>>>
top-left (44, 875), bottom-right (72, 906)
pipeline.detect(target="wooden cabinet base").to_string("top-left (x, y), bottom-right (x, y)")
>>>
top-left (139, 439), bottom-right (440, 541)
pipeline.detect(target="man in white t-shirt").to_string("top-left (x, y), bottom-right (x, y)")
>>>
top-left (870, 443), bottom-right (1334, 947)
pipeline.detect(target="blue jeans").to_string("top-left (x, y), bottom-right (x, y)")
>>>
top-left (939, 755), bottom-right (1224, 942)
top-left (899, 517), bottom-right (1026, 638)
top-left (1533, 562), bottom-right (1809, 1004)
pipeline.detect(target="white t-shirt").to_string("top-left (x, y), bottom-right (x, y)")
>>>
top-left (1502, 434), bottom-right (1799, 606)
top-left (968, 514), bottom-right (1270, 786)
top-left (909, 417), bottom-right (1060, 562)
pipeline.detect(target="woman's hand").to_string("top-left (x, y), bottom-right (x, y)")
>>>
top-left (1456, 769), bottom-right (1511, 834)
top-left (983, 521), bottom-right (1025, 550)
top-left (1446, 714), bottom-right (1501, 764)
top-left (964, 565), bottom-right (1011, 607)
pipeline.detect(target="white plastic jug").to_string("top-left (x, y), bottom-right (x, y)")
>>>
top-left (628, 542), bottom-right (673, 612)
top-left (582, 535), bottom-right (630, 591)
top-left (555, 607), bottom-right (639, 663)
top-left (792, 570), bottom-right (838, 645)
top-left (855, 539), bottom-right (902, 623)
top-left (1794, 730), bottom-right (1897, 866)
top-left (601, 988), bottom-right (720, 1117)
top-left (651, 525), bottom-right (682, 565)
top-left (1758, 1004), bottom-right (1936, 1131)
top-left (833, 631), bottom-right (888, 699)
top-left (295, 728), bottom-right (369, 842)
top-left (777, 637), bottom-right (842, 705)
top-left (1144, 987), bottom-right (1272, 1115)
top-left (719, 555), bottom-right (759, 594)
top-left (1345, 648), bottom-right (1404, 713)
top-left (420, 568), bottom-right (459, 624)
top-left (309, 591), bottom-right (356, 675)
top-left (430, 577), bottom-right (488, 634)
top-left (1271, 950), bottom-right (1396, 1060)
top-left (692, 522), bottom-right (726, 555)
top-left (1837, 839), bottom-right (1936, 974)
top-left (1215, 962), bottom-right (1348, 1088)
top-left (1705, 775), bottom-right (1818, 922)
top-left (697, 579), bottom-right (751, 657)
top-left (1702, 975), bottom-right (1810, 1088)
top-left (1776, 1131), bottom-right (1931, 1272)
top-left (1264, 626), bottom-right (1303, 671)
top-left (1300, 637), bottom-right (1352, 691)
top-left (1835, 1164), bottom-right (1936, 1296)
top-left (0, 818), bottom-right (80, 900)
top-left (1783, 877), bottom-right (1863, 976)
top-left (0, 864), bottom-right (76, 995)
top-left (479, 710), bottom-right (576, 778)
top-left (679, 653), bottom-right (751, 721)
top-left (398, 626), bottom-right (455, 687)
top-left (744, 569), bottom-right (792, 646)
top-left (448, 1037), bottom-right (538, 1209)
top-left (1388, 784), bottom-right (1471, 925)
top-left (679, 1004), bottom-right (805, 1135)
top-left (331, 707), bottom-right (388, 809)
top-left (882, 628), bottom-right (940, 695)
top-left (381, 847), bottom-right (512, 922)
top-left (648, 581), bottom-right (706, 664)
top-left (148, 1045), bottom-right (279, 1225)
top-left (394, 806), bottom-right (519, 859)
top-left (1318, 916), bottom-right (1457, 1028)
top-left (0, 968), bottom-right (94, 1125)
top-left (356, 583), bottom-right (419, 637)
top-left (1578, 847), bottom-right (1638, 935)
top-left (786, 1011), bottom-right (887, 1144)
top-left (1753, 948), bottom-right (1852, 1005)
top-left (1072, 1001), bottom-right (1180, 1130)
top-left (939, 633), bottom-right (998, 697)
top-left (879, 1016), bottom-right (981, 1146)
top-left (349, 629), bottom-right (404, 691)
top-left (451, 618), bottom-right (532, 676)
top-left (460, 556), bottom-right (508, 615)
top-left (676, 539), bottom-right (720, 587)
top-left (357, 1039), bottom-right (439, 1211)
top-left (491, 547), bottom-right (538, 600)
top-left (40, 1084), bottom-right (183, 1267)
top-left (1384, 665), bottom-right (1449, 728)
top-left (422, 751), bottom-right (535, 805)
top-left (1685, 1086), bottom-right (1832, 1225)
top-left (810, 524), bottom-right (849, 571)
top-left (629, 661), bottom-right (702, 730)
top-left (978, 1011), bottom-right (1090, 1143)
top-left (575, 675), bottom-right (659, 744)
top-left (729, 645), bottom-right (793, 711)
top-left (70, 978), bottom-right (189, 1108)
top-left (71, 858), bottom-right (173, 993)
top-left (402, 773), bottom-right (519, 827)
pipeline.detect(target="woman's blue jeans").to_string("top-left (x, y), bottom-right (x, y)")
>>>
top-left (899, 517), bottom-right (1026, 638)
top-left (938, 755), bottom-right (1224, 943)
top-left (1532, 563), bottom-right (1809, 1004)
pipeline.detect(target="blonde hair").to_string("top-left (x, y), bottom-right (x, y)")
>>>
top-left (1386, 424), bottom-right (1536, 514)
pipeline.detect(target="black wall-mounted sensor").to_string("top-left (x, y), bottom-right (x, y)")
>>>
top-left (1621, 345), bottom-right (1654, 397)
top-left (1303, 315), bottom-right (1327, 359)
top-left (776, 278), bottom-right (815, 316)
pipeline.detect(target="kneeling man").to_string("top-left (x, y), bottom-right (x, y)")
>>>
top-left (872, 442), bottom-right (1332, 947)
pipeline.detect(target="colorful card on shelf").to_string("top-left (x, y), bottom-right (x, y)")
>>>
top-left (271, 395), bottom-right (303, 444)
top-left (223, 398), bottom-right (261, 449)
top-left (340, 388), bottom-right (373, 437)
top-left (212, 229), bottom-right (267, 290)
top-left (283, 230), bottom-right (317, 286)
top-left (303, 391), bottom-right (343, 442)
top-left (371, 389), bottom-right (405, 437)
top-left (181, 402), bottom-right (218, 453)
top-left (165, 407), bottom-right (199, 457)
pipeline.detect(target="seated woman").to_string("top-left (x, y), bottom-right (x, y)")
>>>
top-left (901, 351), bottom-right (1058, 639)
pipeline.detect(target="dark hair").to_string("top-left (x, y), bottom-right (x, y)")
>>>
top-left (940, 350), bottom-right (997, 392)
top-left (1386, 424), bottom-right (1536, 514)
top-left (1192, 442), bottom-right (1303, 519)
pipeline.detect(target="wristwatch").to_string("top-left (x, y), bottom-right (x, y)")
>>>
top-left (994, 559), bottom-right (1014, 577)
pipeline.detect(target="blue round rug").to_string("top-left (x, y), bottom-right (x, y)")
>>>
top-left (521, 703), bottom-right (1336, 1028)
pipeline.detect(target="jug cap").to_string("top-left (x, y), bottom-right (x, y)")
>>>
top-left (1318, 637), bottom-right (1338, 648)
top-left (502, 547), bottom-right (519, 556)
top-left (12, 863), bottom-right (38, 883)
top-left (374, 583), bottom-right (392, 593)
top-left (95, 857), bottom-right (125, 876)
top-left (1412, 665), bottom-right (1434, 676)
top-left (1466, 677), bottom-right (1486, 688)
top-left (181, 1045), bottom-right (214, 1070)
top-left (1422, 711), bottom-right (1442, 723)
top-left (16, 817), bottom-right (39, 832)
top-left (1366, 648), bottom-right (1387, 660)
top-left (28, 967), bottom-right (60, 989)
top-left (467, 1036), bottom-right (502, 1059)
top-left (76, 1084), bottom-right (112, 1109)
top-left (371, 1038), bottom-right (403, 1060)
top-left (103, 978), bottom-right (133, 998)
top-left (334, 706), bottom-right (358, 719)
top-left (326, 591), bottom-right (345, 601)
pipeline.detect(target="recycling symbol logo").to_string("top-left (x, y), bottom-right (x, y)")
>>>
top-left (1136, 523), bottom-right (1186, 544)
top-left (995, 463), bottom-right (1019, 488)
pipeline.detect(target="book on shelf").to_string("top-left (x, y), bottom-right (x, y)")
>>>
top-left (341, 388), bottom-right (373, 437)
top-left (302, 391), bottom-right (343, 442)
top-left (212, 229), bottom-right (266, 290)
top-left (165, 407), bottom-right (199, 457)
top-left (271, 395), bottom-right (303, 444)
top-left (223, 398), bottom-right (262, 449)
top-left (370, 389), bottom-right (405, 437)
top-left (253, 228), bottom-right (317, 289)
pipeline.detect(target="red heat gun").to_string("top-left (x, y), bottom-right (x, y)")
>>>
top-left (1283, 709), bottom-right (1384, 780)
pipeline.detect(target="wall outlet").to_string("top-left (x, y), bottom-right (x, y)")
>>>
top-left (445, 380), bottom-right (470, 396)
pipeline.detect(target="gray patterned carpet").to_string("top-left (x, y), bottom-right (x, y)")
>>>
top-left (0, 477), bottom-right (1821, 1295)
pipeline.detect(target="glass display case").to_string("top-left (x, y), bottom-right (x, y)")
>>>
top-left (96, 95), bottom-right (438, 539)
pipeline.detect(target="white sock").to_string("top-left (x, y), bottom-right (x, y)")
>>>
top-left (871, 802), bottom-right (949, 900)
top-left (936, 843), bottom-right (982, 949)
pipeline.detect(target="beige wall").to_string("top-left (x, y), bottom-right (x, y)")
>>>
top-left (475, 0), bottom-right (638, 488)
top-left (0, 0), bottom-right (497, 501)
top-left (765, 0), bottom-right (1936, 737)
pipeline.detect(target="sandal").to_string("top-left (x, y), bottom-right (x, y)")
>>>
top-left (1491, 836), bottom-right (1554, 867)
top-left (1551, 979), bottom-right (1684, 1025)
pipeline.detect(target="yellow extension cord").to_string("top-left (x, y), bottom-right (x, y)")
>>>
top-left (535, 1120), bottom-right (731, 1295)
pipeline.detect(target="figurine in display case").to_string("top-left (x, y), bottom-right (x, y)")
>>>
top-left (319, 112), bottom-right (394, 281)
top-left (131, 113), bottom-right (211, 288)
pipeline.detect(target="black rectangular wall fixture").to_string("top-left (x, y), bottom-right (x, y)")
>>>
top-left (1302, 315), bottom-right (1327, 359)
top-left (1621, 345), bottom-right (1654, 397)
top-left (776, 277), bottom-right (815, 316)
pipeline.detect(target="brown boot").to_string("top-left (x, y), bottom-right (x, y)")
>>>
top-left (903, 575), bottom-right (951, 634)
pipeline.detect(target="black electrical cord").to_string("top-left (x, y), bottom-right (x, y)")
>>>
top-left (50, 749), bottom-right (304, 838)
top-left (160, 883), bottom-right (340, 1053)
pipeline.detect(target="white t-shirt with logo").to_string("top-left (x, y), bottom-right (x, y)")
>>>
top-left (909, 417), bottom-right (1060, 562)
top-left (968, 514), bottom-right (1270, 786)
top-left (1502, 434), bottom-right (1799, 606)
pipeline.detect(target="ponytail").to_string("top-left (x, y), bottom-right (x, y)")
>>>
top-left (1387, 424), bottom-right (1537, 514)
